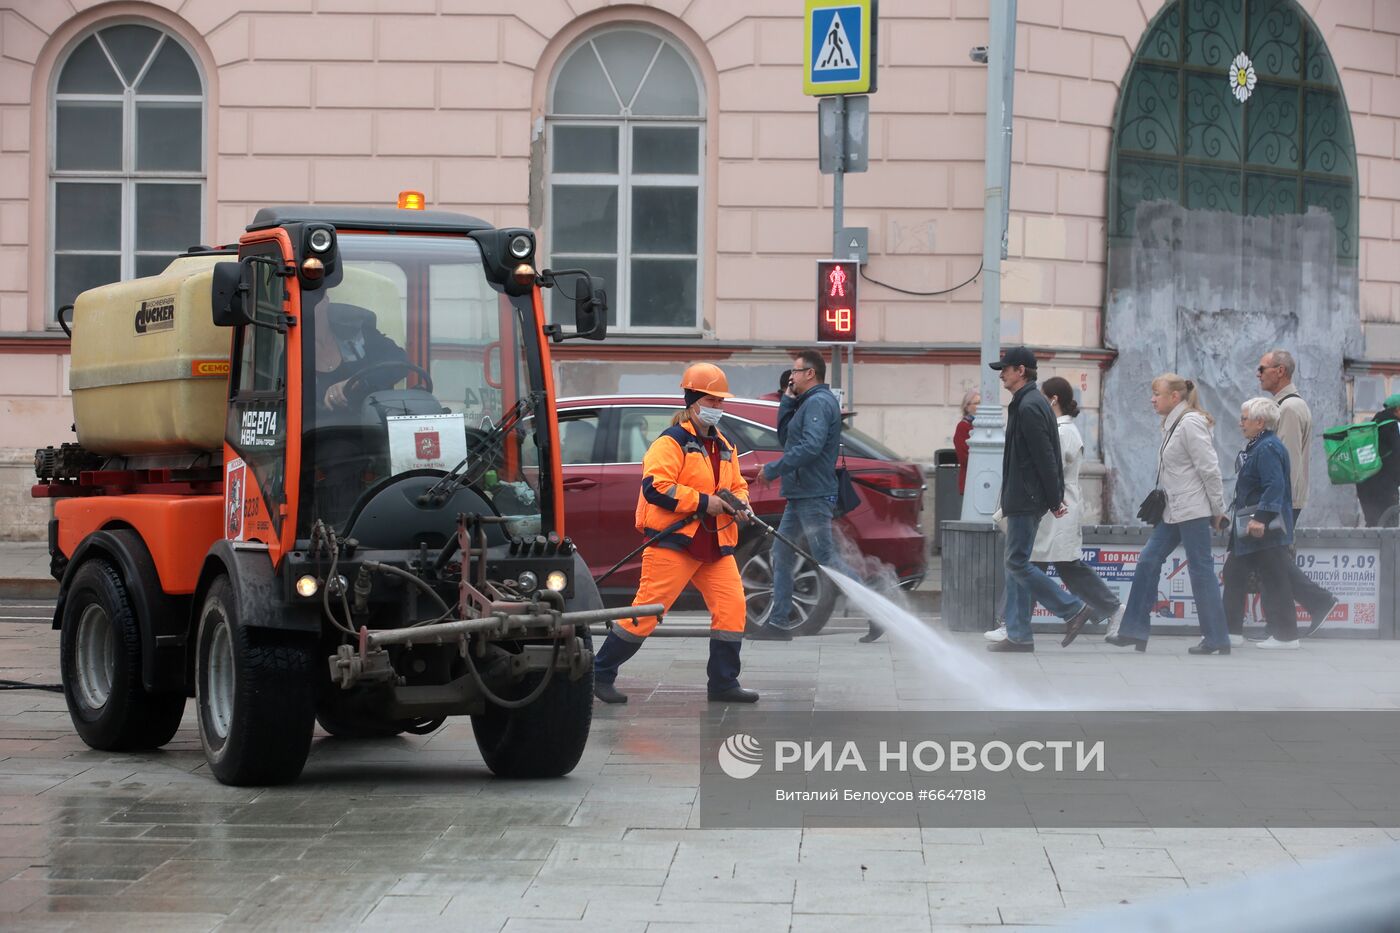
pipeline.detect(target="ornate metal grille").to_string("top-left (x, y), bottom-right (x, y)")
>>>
top-left (1111, 0), bottom-right (1357, 262)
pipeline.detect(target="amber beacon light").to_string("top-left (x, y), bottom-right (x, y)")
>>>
top-left (397, 190), bottom-right (426, 210)
top-left (815, 259), bottom-right (858, 344)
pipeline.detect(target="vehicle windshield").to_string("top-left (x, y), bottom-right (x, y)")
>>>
top-left (298, 233), bottom-right (544, 536)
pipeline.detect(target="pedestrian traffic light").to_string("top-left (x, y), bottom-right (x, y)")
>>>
top-left (816, 259), bottom-right (858, 343)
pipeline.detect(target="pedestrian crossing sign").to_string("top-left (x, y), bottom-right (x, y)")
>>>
top-left (804, 0), bottom-right (877, 96)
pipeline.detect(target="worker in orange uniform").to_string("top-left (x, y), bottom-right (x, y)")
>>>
top-left (592, 363), bottom-right (760, 705)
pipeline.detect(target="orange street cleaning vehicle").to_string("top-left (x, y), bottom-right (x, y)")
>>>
top-left (34, 199), bottom-right (655, 786)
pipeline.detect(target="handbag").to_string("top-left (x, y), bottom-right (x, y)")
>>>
top-left (1232, 506), bottom-right (1286, 539)
top-left (1137, 415), bottom-right (1185, 525)
top-left (834, 449), bottom-right (861, 518)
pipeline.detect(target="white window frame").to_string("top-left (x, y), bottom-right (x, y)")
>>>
top-left (48, 20), bottom-right (206, 327)
top-left (545, 27), bottom-right (706, 336)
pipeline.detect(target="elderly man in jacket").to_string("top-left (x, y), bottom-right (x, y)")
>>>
top-left (988, 348), bottom-right (1096, 653)
top-left (749, 349), bottom-right (858, 641)
top-left (1255, 349), bottom-right (1337, 638)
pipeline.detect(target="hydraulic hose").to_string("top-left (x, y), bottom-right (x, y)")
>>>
top-left (593, 514), bottom-right (695, 586)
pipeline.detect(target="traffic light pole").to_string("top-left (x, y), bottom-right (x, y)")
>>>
top-left (960, 0), bottom-right (1018, 521)
top-left (830, 93), bottom-right (846, 400)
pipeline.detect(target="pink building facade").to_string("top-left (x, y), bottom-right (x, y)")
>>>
top-left (1, 0), bottom-right (1399, 538)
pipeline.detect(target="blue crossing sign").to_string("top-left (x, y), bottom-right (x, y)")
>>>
top-left (803, 0), bottom-right (877, 97)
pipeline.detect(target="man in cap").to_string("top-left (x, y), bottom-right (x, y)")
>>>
top-left (987, 347), bottom-right (1095, 652)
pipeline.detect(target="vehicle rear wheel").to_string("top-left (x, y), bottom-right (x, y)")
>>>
top-left (59, 559), bottom-right (186, 751)
top-left (737, 537), bottom-right (836, 636)
top-left (471, 635), bottom-right (592, 778)
top-left (195, 575), bottom-right (315, 785)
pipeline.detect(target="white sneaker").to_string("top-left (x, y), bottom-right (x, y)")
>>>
top-left (1229, 634), bottom-right (1244, 647)
top-left (984, 626), bottom-right (1008, 643)
top-left (1105, 606), bottom-right (1125, 639)
top-left (1255, 637), bottom-right (1300, 650)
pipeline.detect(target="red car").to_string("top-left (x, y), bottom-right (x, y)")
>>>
top-left (554, 395), bottom-right (927, 634)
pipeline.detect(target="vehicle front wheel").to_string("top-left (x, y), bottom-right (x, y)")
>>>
top-left (737, 537), bottom-right (836, 636)
top-left (59, 559), bottom-right (186, 751)
top-left (196, 575), bottom-right (316, 786)
top-left (314, 679), bottom-right (409, 739)
top-left (471, 635), bottom-right (592, 778)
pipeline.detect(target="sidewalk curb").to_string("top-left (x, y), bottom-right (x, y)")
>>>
top-left (0, 578), bottom-right (58, 600)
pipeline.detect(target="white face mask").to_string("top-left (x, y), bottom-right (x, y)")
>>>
top-left (695, 406), bottom-right (724, 427)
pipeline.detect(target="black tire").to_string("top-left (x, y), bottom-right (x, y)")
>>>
top-left (737, 536), bottom-right (836, 636)
top-left (59, 559), bottom-right (186, 751)
top-left (471, 635), bottom-right (592, 778)
top-left (314, 682), bottom-right (407, 739)
top-left (195, 576), bottom-right (316, 786)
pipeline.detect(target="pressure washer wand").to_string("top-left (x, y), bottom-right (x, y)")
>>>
top-left (716, 490), bottom-right (823, 567)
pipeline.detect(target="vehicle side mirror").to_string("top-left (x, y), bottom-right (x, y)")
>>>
top-left (211, 261), bottom-right (251, 328)
top-left (573, 277), bottom-right (607, 341)
top-left (212, 258), bottom-right (287, 331)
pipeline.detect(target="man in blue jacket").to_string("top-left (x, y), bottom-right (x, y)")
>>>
top-left (750, 349), bottom-right (857, 641)
top-left (990, 347), bottom-right (1095, 652)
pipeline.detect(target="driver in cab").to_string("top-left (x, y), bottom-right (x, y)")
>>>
top-left (313, 299), bottom-right (408, 410)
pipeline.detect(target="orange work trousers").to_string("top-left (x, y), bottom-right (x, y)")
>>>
top-left (613, 547), bottom-right (746, 642)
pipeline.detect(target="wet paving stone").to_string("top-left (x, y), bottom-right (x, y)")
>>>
top-left (3, 602), bottom-right (1400, 928)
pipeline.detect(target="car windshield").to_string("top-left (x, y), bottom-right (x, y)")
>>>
top-left (299, 233), bottom-right (543, 535)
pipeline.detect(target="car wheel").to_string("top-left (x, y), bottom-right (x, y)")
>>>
top-left (195, 575), bottom-right (316, 786)
top-left (737, 537), bottom-right (835, 636)
top-left (59, 559), bottom-right (186, 751)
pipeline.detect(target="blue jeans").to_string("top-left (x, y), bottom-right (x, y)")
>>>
top-left (1118, 517), bottom-right (1229, 648)
top-left (1003, 513), bottom-right (1086, 643)
top-left (769, 497), bottom-right (856, 630)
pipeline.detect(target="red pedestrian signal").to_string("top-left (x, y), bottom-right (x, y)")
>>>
top-left (816, 260), bottom-right (857, 343)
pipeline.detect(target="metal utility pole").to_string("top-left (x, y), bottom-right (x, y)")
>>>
top-left (960, 0), bottom-right (1018, 521)
top-left (831, 93), bottom-right (846, 397)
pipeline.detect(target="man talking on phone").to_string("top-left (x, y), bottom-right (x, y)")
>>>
top-left (749, 349), bottom-right (859, 641)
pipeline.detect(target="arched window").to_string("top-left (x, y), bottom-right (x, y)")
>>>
top-left (50, 22), bottom-right (205, 315)
top-left (546, 28), bottom-right (704, 333)
top-left (1110, 0), bottom-right (1357, 262)
top-left (1103, 0), bottom-right (1361, 525)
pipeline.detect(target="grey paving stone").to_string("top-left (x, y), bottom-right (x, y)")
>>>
top-left (793, 879), bottom-right (930, 915)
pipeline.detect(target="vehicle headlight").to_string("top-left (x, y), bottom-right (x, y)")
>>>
top-left (295, 575), bottom-right (319, 598)
top-left (308, 228), bottom-right (333, 253)
top-left (517, 571), bottom-right (538, 591)
top-left (545, 570), bottom-right (568, 592)
top-left (508, 233), bottom-right (533, 259)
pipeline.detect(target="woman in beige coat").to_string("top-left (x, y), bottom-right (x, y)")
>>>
top-left (1107, 374), bottom-right (1231, 654)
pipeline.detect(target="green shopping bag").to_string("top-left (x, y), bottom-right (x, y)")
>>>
top-left (1323, 420), bottom-right (1393, 485)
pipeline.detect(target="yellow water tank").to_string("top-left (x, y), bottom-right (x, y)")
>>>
top-left (69, 254), bottom-right (232, 455)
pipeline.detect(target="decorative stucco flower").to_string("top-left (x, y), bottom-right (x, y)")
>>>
top-left (1230, 52), bottom-right (1257, 103)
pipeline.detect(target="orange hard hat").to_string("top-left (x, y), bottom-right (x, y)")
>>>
top-left (680, 362), bottom-right (733, 398)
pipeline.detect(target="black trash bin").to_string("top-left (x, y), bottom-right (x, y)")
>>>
top-left (933, 448), bottom-right (963, 552)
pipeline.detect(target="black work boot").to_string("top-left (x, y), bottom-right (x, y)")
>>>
top-left (593, 632), bottom-right (642, 705)
top-left (858, 623), bottom-right (884, 643)
top-left (707, 639), bottom-right (758, 702)
top-left (593, 682), bottom-right (629, 704)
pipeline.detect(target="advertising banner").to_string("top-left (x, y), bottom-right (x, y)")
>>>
top-left (1032, 544), bottom-right (1379, 631)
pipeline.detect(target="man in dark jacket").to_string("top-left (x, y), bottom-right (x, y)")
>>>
top-left (749, 349), bottom-right (857, 641)
top-left (989, 347), bottom-right (1095, 652)
top-left (1357, 394), bottom-right (1400, 527)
